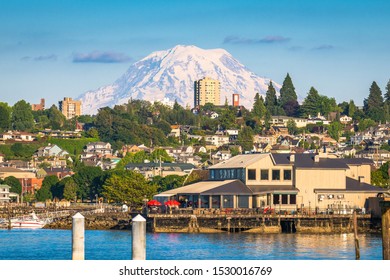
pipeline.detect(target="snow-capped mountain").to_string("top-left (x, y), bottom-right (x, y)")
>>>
top-left (78, 45), bottom-right (280, 115)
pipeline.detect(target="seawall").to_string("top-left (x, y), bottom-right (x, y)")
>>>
top-left (148, 214), bottom-right (382, 234)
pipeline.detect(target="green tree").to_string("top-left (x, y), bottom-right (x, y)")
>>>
top-left (102, 170), bottom-right (157, 207)
top-left (0, 102), bottom-right (11, 132)
top-left (384, 79), bottom-right (390, 105)
top-left (35, 183), bottom-right (53, 202)
top-left (35, 175), bottom-right (58, 201)
top-left (237, 126), bottom-right (254, 152)
top-left (47, 105), bottom-right (66, 130)
top-left (279, 73), bottom-right (299, 116)
top-left (219, 104), bottom-right (236, 130)
top-left (265, 81), bottom-right (283, 115)
top-left (3, 176), bottom-right (22, 195)
top-left (11, 100), bottom-right (34, 131)
top-left (252, 93), bottom-right (266, 119)
top-left (358, 118), bottom-right (376, 131)
top-left (364, 81), bottom-right (384, 122)
top-left (73, 166), bottom-right (104, 201)
top-left (151, 175), bottom-right (185, 193)
top-left (287, 119), bottom-right (298, 135)
top-left (150, 148), bottom-right (173, 163)
top-left (63, 177), bottom-right (78, 201)
top-left (301, 87), bottom-right (322, 117)
top-left (348, 100), bottom-right (356, 118)
top-left (371, 162), bottom-right (390, 188)
top-left (327, 121), bottom-right (342, 141)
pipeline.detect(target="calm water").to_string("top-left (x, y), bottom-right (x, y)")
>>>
top-left (0, 229), bottom-right (382, 260)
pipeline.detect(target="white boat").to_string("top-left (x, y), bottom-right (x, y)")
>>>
top-left (11, 213), bottom-right (47, 229)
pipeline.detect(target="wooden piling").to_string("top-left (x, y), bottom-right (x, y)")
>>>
top-left (72, 212), bottom-right (85, 260)
top-left (353, 210), bottom-right (360, 260)
top-left (132, 214), bottom-right (146, 260)
top-left (380, 198), bottom-right (390, 260)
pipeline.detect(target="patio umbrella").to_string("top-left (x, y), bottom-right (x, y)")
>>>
top-left (164, 200), bottom-right (181, 207)
top-left (147, 200), bottom-right (162, 206)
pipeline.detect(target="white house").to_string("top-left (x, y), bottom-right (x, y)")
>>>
top-left (205, 135), bottom-right (230, 147)
top-left (340, 115), bottom-right (353, 124)
top-left (0, 184), bottom-right (10, 204)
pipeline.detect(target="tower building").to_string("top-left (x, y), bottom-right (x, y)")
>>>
top-left (194, 77), bottom-right (220, 107)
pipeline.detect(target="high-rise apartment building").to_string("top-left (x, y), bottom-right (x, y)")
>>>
top-left (59, 97), bottom-right (82, 119)
top-left (194, 77), bottom-right (220, 107)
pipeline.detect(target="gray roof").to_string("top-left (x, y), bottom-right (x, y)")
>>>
top-left (126, 162), bottom-right (195, 171)
top-left (272, 153), bottom-right (349, 169)
top-left (339, 158), bottom-right (374, 165)
top-left (156, 179), bottom-right (252, 196)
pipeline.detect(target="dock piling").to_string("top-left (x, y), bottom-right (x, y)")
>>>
top-left (380, 198), bottom-right (390, 260)
top-left (132, 214), bottom-right (146, 260)
top-left (72, 212), bottom-right (85, 260)
top-left (353, 210), bottom-right (360, 260)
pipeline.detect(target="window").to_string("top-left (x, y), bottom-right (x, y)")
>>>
top-left (272, 170), bottom-right (280, 180)
top-left (248, 169), bottom-right (256, 180)
top-left (284, 170), bottom-right (292, 180)
top-left (282, 194), bottom-right (288, 204)
top-left (273, 194), bottom-right (280, 204)
top-left (290, 195), bottom-right (296, 204)
top-left (260, 169), bottom-right (269, 180)
top-left (238, 195), bottom-right (249, 208)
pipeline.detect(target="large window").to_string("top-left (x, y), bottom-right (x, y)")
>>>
top-left (273, 194), bottom-right (280, 204)
top-left (272, 170), bottom-right (280, 180)
top-left (212, 196), bottom-right (220, 209)
top-left (282, 194), bottom-right (288, 204)
top-left (261, 169), bottom-right (269, 180)
top-left (290, 194), bottom-right (296, 204)
top-left (248, 169), bottom-right (256, 180)
top-left (238, 195), bottom-right (249, 208)
top-left (223, 195), bottom-right (234, 208)
top-left (283, 170), bottom-right (292, 180)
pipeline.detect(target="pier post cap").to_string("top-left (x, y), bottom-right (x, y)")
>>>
top-left (132, 214), bottom-right (146, 222)
top-left (72, 212), bottom-right (85, 219)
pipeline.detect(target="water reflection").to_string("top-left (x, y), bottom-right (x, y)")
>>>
top-left (0, 229), bottom-right (382, 260)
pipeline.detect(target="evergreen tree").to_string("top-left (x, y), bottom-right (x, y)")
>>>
top-left (279, 73), bottom-right (299, 116)
top-left (251, 93), bottom-right (266, 119)
top-left (11, 100), bottom-right (34, 131)
top-left (0, 102), bottom-right (11, 132)
top-left (237, 126), bottom-right (254, 152)
top-left (384, 79), bottom-right (390, 104)
top-left (348, 100), bottom-right (356, 118)
top-left (363, 81), bottom-right (384, 122)
top-left (265, 81), bottom-right (283, 115)
top-left (47, 105), bottom-right (66, 130)
top-left (301, 87), bottom-right (321, 117)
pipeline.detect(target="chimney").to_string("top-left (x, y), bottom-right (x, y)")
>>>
top-left (314, 155), bottom-right (320, 162)
top-left (290, 154), bottom-right (295, 162)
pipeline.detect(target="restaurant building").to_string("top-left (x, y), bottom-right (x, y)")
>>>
top-left (155, 153), bottom-right (387, 213)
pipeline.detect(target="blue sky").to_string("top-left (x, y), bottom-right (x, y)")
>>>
top-left (1, 0), bottom-right (389, 109)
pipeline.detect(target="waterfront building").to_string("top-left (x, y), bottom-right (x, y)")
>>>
top-left (194, 77), bottom-right (221, 107)
top-left (0, 167), bottom-right (42, 193)
top-left (58, 97), bottom-right (82, 119)
top-left (0, 184), bottom-right (11, 204)
top-left (155, 153), bottom-right (387, 213)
